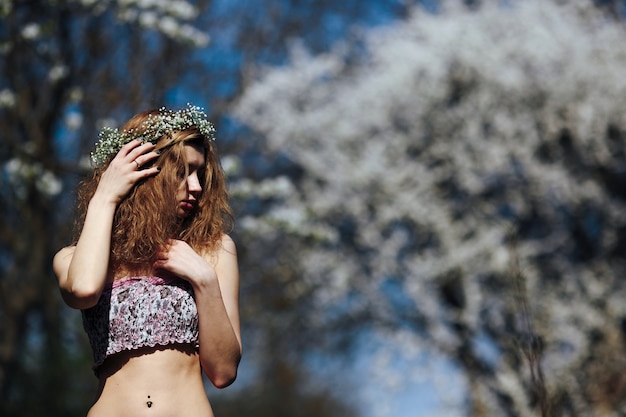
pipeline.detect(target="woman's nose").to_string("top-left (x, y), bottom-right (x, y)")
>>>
top-left (188, 174), bottom-right (202, 194)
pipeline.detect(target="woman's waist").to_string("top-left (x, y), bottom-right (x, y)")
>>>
top-left (93, 346), bottom-right (211, 416)
top-left (98, 344), bottom-right (202, 384)
top-left (89, 382), bottom-right (213, 417)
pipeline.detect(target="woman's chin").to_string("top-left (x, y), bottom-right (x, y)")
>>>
top-left (177, 208), bottom-right (191, 218)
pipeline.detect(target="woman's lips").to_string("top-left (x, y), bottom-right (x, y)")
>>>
top-left (181, 201), bottom-right (195, 211)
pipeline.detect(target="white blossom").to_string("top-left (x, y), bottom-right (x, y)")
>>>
top-left (20, 23), bottom-right (40, 40)
top-left (36, 170), bottom-right (62, 197)
top-left (234, 0), bottom-right (626, 414)
top-left (117, 8), bottom-right (139, 22)
top-left (48, 64), bottom-right (68, 82)
top-left (0, 88), bottom-right (15, 108)
top-left (65, 111), bottom-right (83, 130)
top-left (220, 155), bottom-right (241, 176)
top-left (68, 87), bottom-right (84, 103)
top-left (177, 24), bottom-right (209, 47)
top-left (4, 158), bottom-right (62, 199)
top-left (166, 1), bottom-right (197, 20)
top-left (104, 0), bottom-right (207, 45)
top-left (138, 10), bottom-right (158, 28)
top-left (157, 16), bottom-right (178, 37)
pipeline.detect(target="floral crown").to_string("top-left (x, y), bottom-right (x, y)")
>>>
top-left (90, 103), bottom-right (216, 167)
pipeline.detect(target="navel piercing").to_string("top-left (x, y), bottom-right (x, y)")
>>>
top-left (146, 395), bottom-right (153, 408)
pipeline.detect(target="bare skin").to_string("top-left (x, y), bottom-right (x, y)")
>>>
top-left (53, 140), bottom-right (241, 416)
top-left (88, 346), bottom-right (213, 417)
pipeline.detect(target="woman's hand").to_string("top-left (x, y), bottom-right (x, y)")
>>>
top-left (153, 239), bottom-right (217, 286)
top-left (54, 140), bottom-right (161, 309)
top-left (95, 139), bottom-right (161, 205)
top-left (155, 236), bottom-right (242, 388)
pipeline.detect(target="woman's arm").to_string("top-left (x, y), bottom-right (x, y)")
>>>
top-left (53, 140), bottom-right (160, 309)
top-left (53, 194), bottom-right (116, 309)
top-left (154, 235), bottom-right (242, 388)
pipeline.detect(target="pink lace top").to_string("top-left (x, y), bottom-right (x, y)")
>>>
top-left (82, 276), bottom-right (199, 371)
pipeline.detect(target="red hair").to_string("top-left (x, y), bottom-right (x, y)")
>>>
top-left (74, 109), bottom-right (233, 274)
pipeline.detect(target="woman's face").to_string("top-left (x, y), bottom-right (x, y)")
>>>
top-left (176, 143), bottom-right (206, 218)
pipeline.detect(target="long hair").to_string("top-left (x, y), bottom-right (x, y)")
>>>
top-left (74, 109), bottom-right (233, 273)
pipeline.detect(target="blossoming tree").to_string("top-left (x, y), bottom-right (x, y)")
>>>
top-left (0, 1), bottom-right (212, 415)
top-left (1, 1), bottom-right (414, 415)
top-left (233, 1), bottom-right (626, 415)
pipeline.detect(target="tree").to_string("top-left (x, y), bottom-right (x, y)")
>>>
top-left (0, 1), bottom-right (214, 415)
top-left (233, 0), bottom-right (626, 415)
top-left (1, 1), bottom-right (422, 415)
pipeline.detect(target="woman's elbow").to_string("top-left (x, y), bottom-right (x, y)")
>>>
top-left (60, 285), bottom-right (101, 310)
top-left (208, 365), bottom-right (238, 389)
top-left (205, 356), bottom-right (241, 389)
top-left (211, 370), bottom-right (238, 389)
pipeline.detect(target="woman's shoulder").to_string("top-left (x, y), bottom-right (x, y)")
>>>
top-left (216, 234), bottom-right (238, 264)
top-left (219, 233), bottom-right (236, 250)
top-left (52, 245), bottom-right (78, 288)
top-left (55, 245), bottom-right (76, 257)
top-left (52, 245), bottom-right (76, 266)
top-left (199, 234), bottom-right (236, 267)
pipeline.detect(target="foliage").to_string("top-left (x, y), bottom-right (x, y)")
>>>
top-left (1, 0), bottom-right (422, 416)
top-left (0, 1), bottom-right (213, 415)
top-left (234, 0), bottom-right (626, 415)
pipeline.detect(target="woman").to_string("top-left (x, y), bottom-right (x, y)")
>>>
top-left (53, 105), bottom-right (242, 417)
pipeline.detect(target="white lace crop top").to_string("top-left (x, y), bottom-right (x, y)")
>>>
top-left (81, 276), bottom-right (200, 371)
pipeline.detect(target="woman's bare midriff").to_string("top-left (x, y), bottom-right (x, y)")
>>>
top-left (88, 344), bottom-right (214, 417)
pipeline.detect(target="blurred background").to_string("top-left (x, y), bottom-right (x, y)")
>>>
top-left (3, 0), bottom-right (626, 416)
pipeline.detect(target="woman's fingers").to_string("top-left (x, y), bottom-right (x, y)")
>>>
top-left (113, 139), bottom-right (161, 172)
top-left (132, 149), bottom-right (161, 170)
top-left (96, 139), bottom-right (161, 203)
top-left (153, 240), bottom-right (216, 285)
top-left (125, 140), bottom-right (155, 161)
top-left (117, 138), bottom-right (147, 158)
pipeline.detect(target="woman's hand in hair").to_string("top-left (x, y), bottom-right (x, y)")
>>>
top-left (96, 139), bottom-right (161, 205)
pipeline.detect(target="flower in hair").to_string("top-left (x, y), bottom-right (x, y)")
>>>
top-left (90, 103), bottom-right (216, 167)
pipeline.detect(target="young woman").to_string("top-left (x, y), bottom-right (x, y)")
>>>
top-left (53, 105), bottom-right (242, 417)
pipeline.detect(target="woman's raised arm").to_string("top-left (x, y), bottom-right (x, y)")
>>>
top-left (53, 140), bottom-right (160, 309)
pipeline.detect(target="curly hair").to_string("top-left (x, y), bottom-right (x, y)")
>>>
top-left (74, 109), bottom-right (233, 273)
